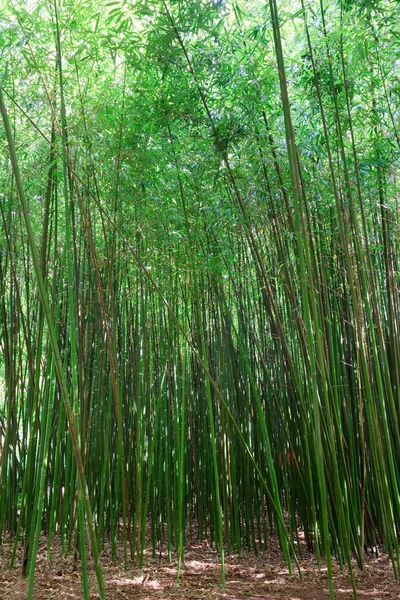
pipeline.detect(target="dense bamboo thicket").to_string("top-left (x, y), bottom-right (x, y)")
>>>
top-left (0, 0), bottom-right (400, 598)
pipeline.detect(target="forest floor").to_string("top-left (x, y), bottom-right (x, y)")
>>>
top-left (0, 534), bottom-right (399, 600)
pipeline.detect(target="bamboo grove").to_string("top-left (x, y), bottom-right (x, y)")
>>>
top-left (0, 0), bottom-right (400, 598)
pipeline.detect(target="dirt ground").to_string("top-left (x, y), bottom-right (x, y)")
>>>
top-left (0, 535), bottom-right (399, 600)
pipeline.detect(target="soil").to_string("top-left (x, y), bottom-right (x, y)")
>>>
top-left (0, 535), bottom-right (399, 600)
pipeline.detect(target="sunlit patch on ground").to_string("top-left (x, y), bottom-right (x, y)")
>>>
top-left (111, 576), bottom-right (164, 589)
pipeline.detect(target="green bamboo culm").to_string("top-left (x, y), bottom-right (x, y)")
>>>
top-left (266, 0), bottom-right (335, 596)
top-left (0, 84), bottom-right (106, 600)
